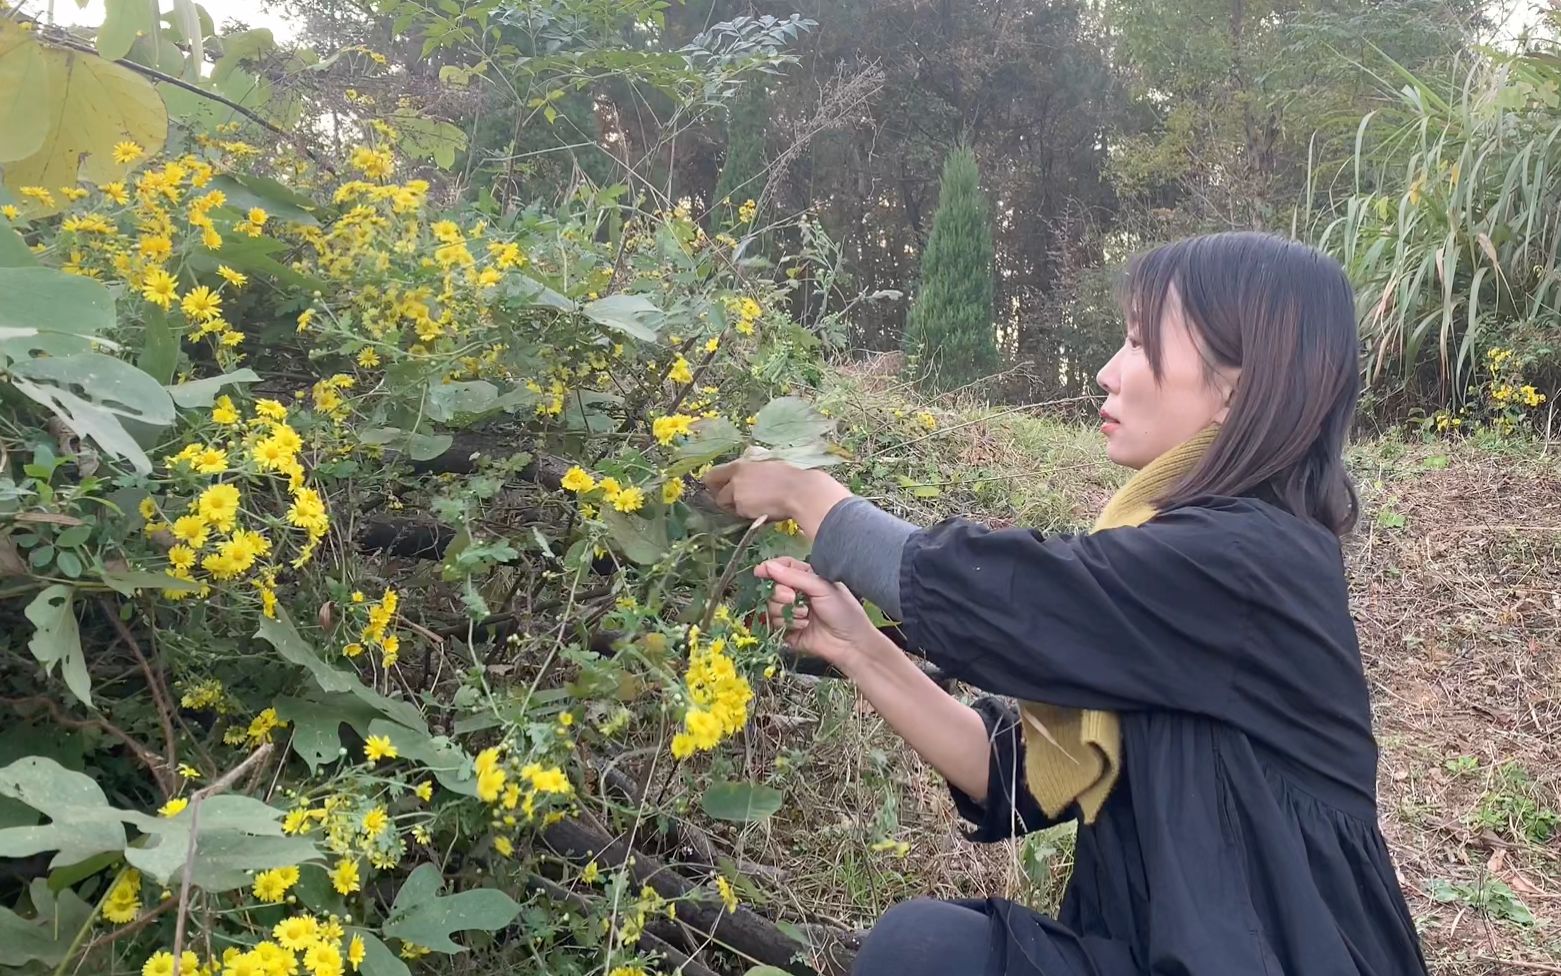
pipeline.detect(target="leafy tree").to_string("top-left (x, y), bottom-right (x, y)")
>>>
top-left (902, 146), bottom-right (998, 392)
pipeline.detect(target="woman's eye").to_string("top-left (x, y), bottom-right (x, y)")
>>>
top-left (1126, 335), bottom-right (1142, 349)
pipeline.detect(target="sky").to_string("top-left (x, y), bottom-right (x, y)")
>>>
top-left (29, 0), bottom-right (297, 41)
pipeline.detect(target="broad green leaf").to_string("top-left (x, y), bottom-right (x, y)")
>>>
top-left (209, 172), bottom-right (315, 225)
top-left (0, 880), bottom-right (93, 968)
top-left (137, 307), bottom-right (178, 384)
top-left (275, 694), bottom-right (385, 770)
top-left (667, 416), bottom-right (743, 476)
top-left (0, 27), bottom-right (50, 163)
top-left (0, 268), bottom-right (115, 351)
top-left (256, 611), bottom-right (428, 732)
top-left (188, 233), bottom-right (322, 290)
top-left (601, 507), bottom-right (669, 565)
top-left (740, 443), bottom-right (843, 469)
top-left (744, 968), bottom-right (795, 976)
top-left (427, 380), bottom-right (498, 422)
top-left (10, 376), bottom-right (154, 472)
top-left (170, 0), bottom-right (203, 83)
top-left (0, 756), bottom-right (126, 866)
top-left (98, 0), bottom-right (160, 61)
top-left (100, 569), bottom-right (202, 596)
top-left (0, 25), bottom-right (168, 205)
top-left (752, 396), bottom-right (834, 448)
top-left (700, 781), bottom-right (783, 822)
top-left (501, 274), bottom-right (574, 311)
top-left (382, 863), bottom-right (523, 954)
top-left (388, 111), bottom-right (468, 169)
top-left (165, 368), bottom-right (261, 408)
top-left (24, 586), bottom-right (90, 708)
top-left (212, 29), bottom-right (276, 86)
top-left (0, 223), bottom-right (36, 268)
top-left (366, 720), bottom-right (476, 796)
top-left (353, 930), bottom-right (411, 976)
top-left (126, 795), bottom-right (319, 890)
top-left (582, 294), bottom-right (662, 341)
top-left (11, 352), bottom-right (177, 473)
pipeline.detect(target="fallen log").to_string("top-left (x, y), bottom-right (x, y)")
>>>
top-left (542, 810), bottom-right (850, 976)
top-left (525, 873), bottom-right (720, 976)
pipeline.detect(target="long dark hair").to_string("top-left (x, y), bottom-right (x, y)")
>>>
top-left (1115, 231), bottom-right (1361, 535)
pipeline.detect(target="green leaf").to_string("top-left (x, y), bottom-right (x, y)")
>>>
top-left (752, 396), bottom-right (834, 448)
top-left (137, 306), bottom-right (178, 384)
top-left (0, 27), bottom-right (50, 164)
top-left (99, 0), bottom-right (160, 61)
top-left (367, 720), bottom-right (476, 796)
top-left (353, 930), bottom-right (411, 976)
top-left (256, 611), bottom-right (428, 733)
top-left (388, 111), bottom-right (468, 169)
top-left (11, 352), bottom-right (177, 473)
top-left (739, 442), bottom-right (842, 470)
top-left (0, 223), bottom-right (36, 268)
top-left (500, 274), bottom-right (574, 311)
top-left (209, 172), bottom-right (314, 225)
top-left (0, 23), bottom-right (168, 206)
top-left (169, 0), bottom-right (203, 83)
top-left (426, 380), bottom-right (498, 422)
top-left (212, 29), bottom-right (276, 86)
top-left (582, 294), bottom-right (663, 341)
top-left (382, 863), bottom-right (522, 954)
top-left (743, 968), bottom-right (795, 976)
top-left (165, 368), bottom-right (261, 408)
top-left (700, 781), bottom-right (783, 823)
top-left (0, 756), bottom-right (126, 867)
top-left (0, 879), bottom-right (93, 968)
top-left (100, 569), bottom-right (202, 596)
top-left (666, 416), bottom-right (743, 476)
top-left (359, 427), bottom-right (453, 462)
top-left (188, 233), bottom-right (321, 290)
top-left (125, 795), bottom-right (320, 890)
top-left (601, 507), bottom-right (669, 565)
top-left (275, 694), bottom-right (384, 770)
top-left (24, 586), bottom-right (90, 708)
top-left (0, 268), bottom-right (115, 353)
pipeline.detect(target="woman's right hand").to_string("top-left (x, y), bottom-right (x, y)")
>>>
top-left (756, 556), bottom-right (885, 673)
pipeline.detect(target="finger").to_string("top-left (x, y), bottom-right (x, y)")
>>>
top-left (703, 461), bottom-right (738, 492)
top-left (771, 583), bottom-right (800, 605)
top-left (755, 559), bottom-right (838, 599)
top-left (768, 600), bottom-right (807, 621)
top-left (768, 555), bottom-right (814, 573)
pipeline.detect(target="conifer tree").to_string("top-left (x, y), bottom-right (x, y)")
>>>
top-left (902, 146), bottom-right (997, 392)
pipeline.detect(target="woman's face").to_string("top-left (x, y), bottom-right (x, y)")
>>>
top-left (1095, 285), bottom-right (1238, 469)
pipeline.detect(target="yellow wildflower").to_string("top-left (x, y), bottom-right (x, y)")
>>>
top-left (363, 735), bottom-right (397, 763)
top-left (158, 797), bottom-right (189, 817)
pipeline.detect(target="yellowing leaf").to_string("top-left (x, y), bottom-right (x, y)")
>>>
top-left (0, 25), bottom-right (168, 210)
top-left (0, 26), bottom-right (51, 164)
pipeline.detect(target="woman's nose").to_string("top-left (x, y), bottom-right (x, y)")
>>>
top-left (1096, 347), bottom-right (1121, 394)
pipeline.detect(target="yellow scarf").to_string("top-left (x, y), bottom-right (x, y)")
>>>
top-left (1017, 425), bottom-right (1219, 823)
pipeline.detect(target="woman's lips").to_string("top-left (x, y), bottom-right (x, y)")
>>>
top-left (1100, 409), bottom-right (1119, 435)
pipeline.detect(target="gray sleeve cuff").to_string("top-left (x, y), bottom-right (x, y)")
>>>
top-left (808, 496), bottom-right (917, 619)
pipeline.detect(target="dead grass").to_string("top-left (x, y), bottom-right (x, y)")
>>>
top-left (715, 371), bottom-right (1561, 974)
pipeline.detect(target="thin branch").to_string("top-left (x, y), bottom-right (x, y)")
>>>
top-left (170, 744), bottom-right (274, 976)
top-left (700, 514), bottom-right (769, 633)
top-left (98, 600), bottom-right (179, 796)
top-left (0, 696), bottom-right (168, 793)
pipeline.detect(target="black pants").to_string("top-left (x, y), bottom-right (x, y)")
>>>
top-left (852, 898), bottom-right (992, 976)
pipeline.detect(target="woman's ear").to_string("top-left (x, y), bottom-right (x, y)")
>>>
top-left (1212, 368), bottom-right (1241, 424)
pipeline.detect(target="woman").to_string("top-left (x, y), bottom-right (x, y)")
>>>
top-left (704, 233), bottom-right (1428, 976)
